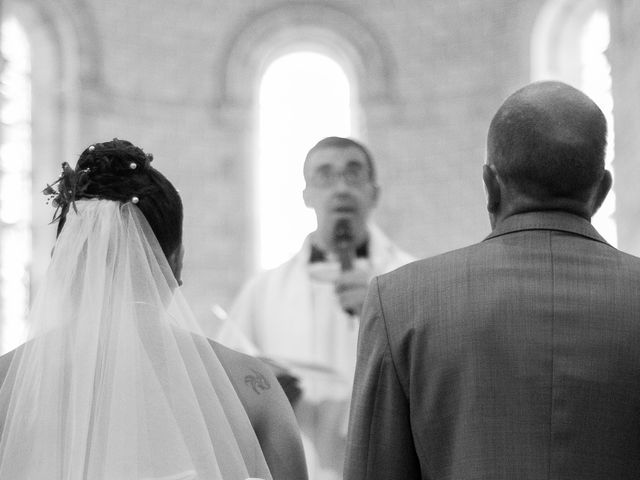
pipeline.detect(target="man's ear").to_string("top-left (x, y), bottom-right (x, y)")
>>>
top-left (302, 186), bottom-right (311, 208)
top-left (483, 164), bottom-right (501, 214)
top-left (591, 169), bottom-right (612, 215)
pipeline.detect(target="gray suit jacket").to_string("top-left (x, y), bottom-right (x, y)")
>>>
top-left (345, 211), bottom-right (640, 480)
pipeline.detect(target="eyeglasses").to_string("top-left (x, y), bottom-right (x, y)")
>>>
top-left (307, 165), bottom-right (371, 188)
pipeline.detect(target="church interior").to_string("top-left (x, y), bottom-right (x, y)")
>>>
top-left (2, 0), bottom-right (639, 351)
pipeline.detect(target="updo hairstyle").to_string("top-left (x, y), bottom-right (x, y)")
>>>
top-left (55, 139), bottom-right (183, 258)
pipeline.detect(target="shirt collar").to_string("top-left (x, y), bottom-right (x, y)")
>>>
top-left (309, 240), bottom-right (370, 263)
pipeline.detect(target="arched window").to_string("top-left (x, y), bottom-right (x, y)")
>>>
top-left (0, 2), bottom-right (79, 353)
top-left (1, 16), bottom-right (32, 352)
top-left (215, 4), bottom-right (394, 279)
top-left (532, 0), bottom-right (616, 244)
top-left (257, 51), bottom-right (354, 269)
top-left (0, 17), bottom-right (32, 352)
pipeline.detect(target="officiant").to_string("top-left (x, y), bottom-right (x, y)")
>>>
top-left (218, 136), bottom-right (414, 480)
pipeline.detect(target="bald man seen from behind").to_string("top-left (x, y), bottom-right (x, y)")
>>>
top-left (344, 81), bottom-right (640, 479)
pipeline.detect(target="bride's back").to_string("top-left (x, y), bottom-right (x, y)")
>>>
top-left (0, 139), bottom-right (306, 480)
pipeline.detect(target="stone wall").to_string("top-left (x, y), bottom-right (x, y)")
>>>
top-left (9, 0), bottom-right (639, 325)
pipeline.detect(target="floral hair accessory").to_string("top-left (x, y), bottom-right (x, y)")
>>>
top-left (43, 162), bottom-right (91, 222)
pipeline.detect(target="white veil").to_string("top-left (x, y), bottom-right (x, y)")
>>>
top-left (0, 199), bottom-right (272, 480)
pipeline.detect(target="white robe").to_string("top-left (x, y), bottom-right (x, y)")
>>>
top-left (218, 225), bottom-right (414, 480)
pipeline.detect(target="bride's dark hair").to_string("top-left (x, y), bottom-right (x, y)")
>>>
top-left (53, 138), bottom-right (183, 257)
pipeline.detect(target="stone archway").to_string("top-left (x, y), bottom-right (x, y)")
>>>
top-left (214, 2), bottom-right (396, 120)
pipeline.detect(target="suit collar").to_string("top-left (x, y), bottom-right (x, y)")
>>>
top-left (484, 210), bottom-right (609, 245)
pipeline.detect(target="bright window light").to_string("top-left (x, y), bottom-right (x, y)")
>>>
top-left (257, 52), bottom-right (352, 270)
top-left (581, 8), bottom-right (617, 246)
top-left (1, 16), bottom-right (32, 353)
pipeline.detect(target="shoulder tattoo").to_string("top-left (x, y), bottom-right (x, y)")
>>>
top-left (244, 368), bottom-right (271, 395)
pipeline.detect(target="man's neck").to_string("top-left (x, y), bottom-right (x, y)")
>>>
top-left (491, 194), bottom-right (594, 230)
top-left (494, 204), bottom-right (592, 229)
top-left (311, 223), bottom-right (369, 253)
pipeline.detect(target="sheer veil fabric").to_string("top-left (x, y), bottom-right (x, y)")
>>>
top-left (0, 200), bottom-right (271, 480)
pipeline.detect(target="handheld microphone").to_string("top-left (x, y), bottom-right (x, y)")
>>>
top-left (333, 218), bottom-right (356, 316)
top-left (333, 218), bottom-right (355, 271)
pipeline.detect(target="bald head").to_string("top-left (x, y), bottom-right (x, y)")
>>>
top-left (487, 81), bottom-right (607, 205)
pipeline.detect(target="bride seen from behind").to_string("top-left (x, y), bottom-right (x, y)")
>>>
top-left (0, 139), bottom-right (307, 480)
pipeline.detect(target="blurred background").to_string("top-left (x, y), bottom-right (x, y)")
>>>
top-left (1, 0), bottom-right (638, 353)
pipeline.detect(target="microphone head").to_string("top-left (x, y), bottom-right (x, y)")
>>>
top-left (333, 218), bottom-right (354, 248)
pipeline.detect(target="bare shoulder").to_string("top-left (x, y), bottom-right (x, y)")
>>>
top-left (207, 339), bottom-right (297, 440)
top-left (208, 339), bottom-right (308, 480)
top-left (209, 339), bottom-right (279, 413)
